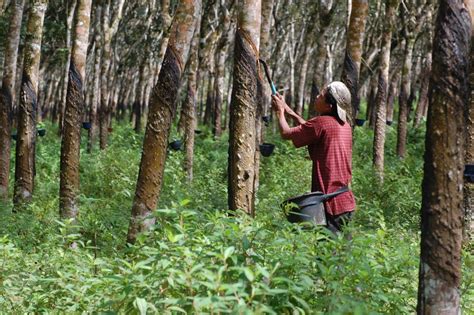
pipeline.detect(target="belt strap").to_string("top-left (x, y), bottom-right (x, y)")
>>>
top-left (322, 186), bottom-right (349, 201)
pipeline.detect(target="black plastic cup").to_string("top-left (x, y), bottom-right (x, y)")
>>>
top-left (169, 140), bottom-right (182, 151)
top-left (464, 164), bottom-right (474, 183)
top-left (37, 129), bottom-right (46, 137)
top-left (82, 122), bottom-right (92, 130)
top-left (259, 143), bottom-right (275, 157)
top-left (355, 118), bottom-right (365, 126)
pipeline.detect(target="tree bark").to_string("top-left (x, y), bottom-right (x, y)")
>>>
top-left (414, 11), bottom-right (434, 128)
top-left (309, 1), bottom-right (336, 118)
top-left (397, 37), bottom-right (415, 158)
top-left (59, 0), bottom-right (92, 220)
top-left (228, 0), bottom-right (261, 216)
top-left (212, 4), bottom-right (232, 138)
top-left (372, 0), bottom-right (399, 180)
top-left (87, 34), bottom-right (101, 153)
top-left (341, 0), bottom-right (368, 126)
top-left (183, 13), bottom-right (201, 182)
top-left (462, 0), bottom-right (474, 247)
top-left (58, 0), bottom-right (77, 136)
top-left (127, 0), bottom-right (201, 244)
top-left (386, 68), bottom-right (400, 123)
top-left (99, 0), bottom-right (126, 150)
top-left (0, 0), bottom-right (24, 200)
top-left (416, 1), bottom-right (471, 313)
top-left (13, 0), bottom-right (47, 207)
top-left (259, 0), bottom-right (273, 119)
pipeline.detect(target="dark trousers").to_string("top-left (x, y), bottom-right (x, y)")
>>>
top-left (326, 211), bottom-right (354, 235)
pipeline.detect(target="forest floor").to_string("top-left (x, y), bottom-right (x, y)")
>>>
top-left (0, 120), bottom-right (472, 313)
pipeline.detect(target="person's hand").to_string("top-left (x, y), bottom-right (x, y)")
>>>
top-left (271, 93), bottom-right (286, 116)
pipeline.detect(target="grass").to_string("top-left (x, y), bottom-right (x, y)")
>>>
top-left (0, 119), bottom-right (472, 313)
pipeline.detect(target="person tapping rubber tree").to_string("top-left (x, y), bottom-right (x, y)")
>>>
top-left (271, 81), bottom-right (356, 234)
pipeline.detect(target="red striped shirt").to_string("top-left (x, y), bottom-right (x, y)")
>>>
top-left (287, 115), bottom-right (356, 216)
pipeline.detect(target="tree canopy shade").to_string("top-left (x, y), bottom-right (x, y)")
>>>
top-left (417, 0), bottom-right (472, 313)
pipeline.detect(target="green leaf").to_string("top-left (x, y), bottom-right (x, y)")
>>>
top-left (134, 297), bottom-right (148, 315)
top-left (223, 246), bottom-right (235, 260)
top-left (243, 267), bottom-right (255, 282)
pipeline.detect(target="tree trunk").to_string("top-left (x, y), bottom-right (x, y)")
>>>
top-left (259, 0), bottom-right (273, 119)
top-left (386, 68), bottom-right (400, 123)
top-left (372, 0), bottom-right (398, 180)
top-left (228, 0), bottom-right (261, 215)
top-left (212, 7), bottom-right (231, 138)
top-left (127, 0), bottom-right (201, 244)
top-left (341, 0), bottom-right (368, 126)
top-left (414, 11), bottom-right (433, 128)
top-left (396, 37), bottom-right (415, 158)
top-left (463, 0), bottom-right (474, 248)
top-left (309, 1), bottom-right (335, 118)
top-left (366, 72), bottom-right (378, 128)
top-left (99, 0), bottom-right (126, 150)
top-left (0, 0), bottom-right (24, 200)
top-left (416, 1), bottom-right (471, 313)
top-left (87, 36), bottom-right (101, 153)
top-left (59, 0), bottom-right (92, 220)
top-left (58, 0), bottom-right (77, 136)
top-left (295, 44), bottom-right (311, 117)
top-left (13, 0), bottom-right (47, 207)
top-left (183, 14), bottom-right (201, 182)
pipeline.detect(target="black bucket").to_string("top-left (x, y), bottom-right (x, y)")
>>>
top-left (37, 129), bottom-right (46, 137)
top-left (82, 122), bottom-right (92, 130)
top-left (355, 118), bottom-right (365, 126)
top-left (259, 143), bottom-right (275, 157)
top-left (169, 140), bottom-right (182, 151)
top-left (465, 164), bottom-right (474, 183)
top-left (282, 192), bottom-right (327, 225)
top-left (262, 115), bottom-right (271, 126)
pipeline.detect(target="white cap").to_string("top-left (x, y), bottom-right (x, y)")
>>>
top-left (326, 81), bottom-right (351, 123)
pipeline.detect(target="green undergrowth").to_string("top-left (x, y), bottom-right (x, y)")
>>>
top-left (0, 121), bottom-right (472, 314)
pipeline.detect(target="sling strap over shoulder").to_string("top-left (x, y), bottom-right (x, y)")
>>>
top-left (298, 186), bottom-right (349, 208)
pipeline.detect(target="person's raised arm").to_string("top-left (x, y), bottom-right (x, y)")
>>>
top-left (271, 94), bottom-right (293, 140)
top-left (283, 103), bottom-right (306, 125)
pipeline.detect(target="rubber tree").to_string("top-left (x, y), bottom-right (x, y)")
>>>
top-left (127, 0), bottom-right (201, 244)
top-left (340, 0), bottom-right (368, 126)
top-left (396, 1), bottom-right (430, 158)
top-left (372, 0), bottom-right (399, 180)
top-left (413, 17), bottom-right (433, 128)
top-left (87, 28), bottom-right (102, 153)
top-left (416, 1), bottom-right (471, 313)
top-left (58, 0), bottom-right (77, 136)
top-left (228, 0), bottom-right (261, 216)
top-left (259, 0), bottom-right (273, 120)
top-left (59, 0), bottom-right (92, 220)
top-left (309, 0), bottom-right (336, 118)
top-left (180, 19), bottom-right (201, 183)
top-left (13, 0), bottom-right (47, 207)
top-left (464, 0), bottom-right (474, 245)
top-left (212, 0), bottom-right (233, 138)
top-left (99, 0), bottom-right (125, 150)
top-left (0, 0), bottom-right (25, 200)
